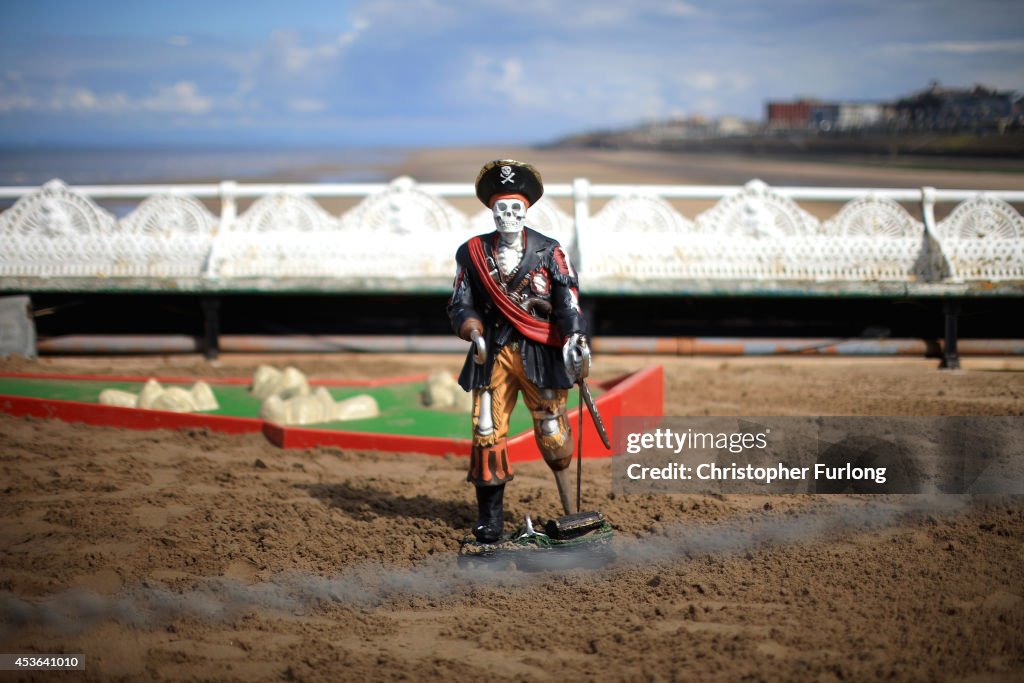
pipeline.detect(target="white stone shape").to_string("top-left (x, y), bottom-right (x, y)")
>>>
top-left (334, 393), bottom-right (380, 421)
top-left (250, 365), bottom-right (310, 401)
top-left (99, 389), bottom-right (139, 408)
top-left (190, 381), bottom-right (219, 411)
top-left (260, 387), bottom-right (379, 425)
top-left (421, 370), bottom-right (473, 412)
top-left (100, 379), bottom-right (219, 413)
top-left (422, 370), bottom-right (456, 408)
top-left (259, 395), bottom-right (290, 423)
top-left (151, 386), bottom-right (198, 412)
top-left (138, 379), bottom-right (165, 409)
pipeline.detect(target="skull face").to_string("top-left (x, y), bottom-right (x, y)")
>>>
top-left (492, 197), bottom-right (527, 235)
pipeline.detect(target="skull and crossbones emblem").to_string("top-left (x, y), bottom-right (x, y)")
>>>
top-left (500, 165), bottom-right (515, 184)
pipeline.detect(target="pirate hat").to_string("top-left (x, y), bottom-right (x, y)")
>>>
top-left (475, 159), bottom-right (544, 207)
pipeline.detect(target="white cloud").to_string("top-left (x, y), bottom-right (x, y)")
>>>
top-left (1, 0), bottom-right (1019, 144)
top-left (70, 88), bottom-right (97, 109)
top-left (338, 18), bottom-right (369, 46)
top-left (679, 69), bottom-right (753, 93)
top-left (464, 55), bottom-right (536, 106)
top-left (574, 6), bottom-right (631, 26)
top-left (0, 92), bottom-right (36, 112)
top-left (881, 39), bottom-right (1024, 55)
top-left (462, 39), bottom-right (767, 130)
top-left (661, 1), bottom-right (700, 17)
top-left (355, 0), bottom-right (459, 33)
top-left (8, 82), bottom-right (215, 115)
top-left (45, 87), bottom-right (130, 113)
top-left (266, 22), bottom-right (367, 76)
top-left (142, 81), bottom-right (212, 114)
top-left (685, 71), bottom-right (719, 91)
top-left (461, 47), bottom-right (681, 127)
top-left (287, 97), bottom-right (328, 113)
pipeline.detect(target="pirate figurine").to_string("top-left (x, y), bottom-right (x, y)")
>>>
top-left (448, 159), bottom-right (590, 543)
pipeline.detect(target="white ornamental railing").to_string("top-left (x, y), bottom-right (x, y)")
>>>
top-left (0, 177), bottom-right (1022, 294)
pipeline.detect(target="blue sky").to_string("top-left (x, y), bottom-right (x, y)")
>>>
top-left (0, 0), bottom-right (1021, 147)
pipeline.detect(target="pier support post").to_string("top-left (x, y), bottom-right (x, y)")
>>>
top-left (201, 296), bottom-right (221, 361)
top-left (940, 299), bottom-right (961, 370)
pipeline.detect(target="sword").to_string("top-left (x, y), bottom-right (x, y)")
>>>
top-left (579, 376), bottom-right (611, 450)
top-left (576, 371), bottom-right (609, 513)
top-left (566, 335), bottom-right (610, 450)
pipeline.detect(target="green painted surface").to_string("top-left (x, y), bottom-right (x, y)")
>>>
top-left (0, 377), bottom-right (589, 440)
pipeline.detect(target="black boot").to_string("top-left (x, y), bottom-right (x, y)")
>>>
top-left (473, 484), bottom-right (505, 543)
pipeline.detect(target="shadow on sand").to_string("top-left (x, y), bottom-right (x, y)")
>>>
top-left (297, 481), bottom-right (474, 529)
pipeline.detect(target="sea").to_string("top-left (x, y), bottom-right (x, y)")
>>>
top-left (0, 146), bottom-right (406, 187)
top-left (0, 145), bottom-right (412, 216)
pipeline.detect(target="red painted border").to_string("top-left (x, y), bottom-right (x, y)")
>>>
top-left (0, 366), bottom-right (664, 461)
top-left (263, 421), bottom-right (472, 456)
top-left (0, 394), bottom-right (263, 434)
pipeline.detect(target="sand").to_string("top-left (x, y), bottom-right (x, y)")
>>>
top-left (392, 146), bottom-right (1023, 188)
top-left (1, 353), bottom-right (1023, 682)
top-left (3, 147), bottom-right (1023, 679)
top-left (256, 145), bottom-right (1024, 221)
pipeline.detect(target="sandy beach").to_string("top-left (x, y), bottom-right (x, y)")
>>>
top-left (2, 148), bottom-right (1023, 681)
top-left (299, 145), bottom-right (1024, 220)
top-left (1, 353), bottom-right (1023, 682)
top-left (391, 146), bottom-right (1024, 188)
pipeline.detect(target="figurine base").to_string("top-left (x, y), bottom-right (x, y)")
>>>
top-left (458, 512), bottom-right (614, 571)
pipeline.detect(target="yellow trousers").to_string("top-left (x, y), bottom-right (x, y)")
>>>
top-left (468, 344), bottom-right (572, 486)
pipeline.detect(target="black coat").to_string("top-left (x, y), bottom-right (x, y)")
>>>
top-left (448, 228), bottom-right (586, 391)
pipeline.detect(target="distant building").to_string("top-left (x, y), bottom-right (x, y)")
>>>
top-left (766, 100), bottom-right (814, 129)
top-left (810, 104), bottom-right (839, 131)
top-left (837, 103), bottom-right (883, 130)
top-left (767, 83), bottom-right (1020, 133)
top-left (892, 82), bottom-right (1018, 131)
top-left (768, 98), bottom-right (880, 131)
top-left (716, 116), bottom-right (753, 136)
top-left (631, 115), bottom-right (754, 142)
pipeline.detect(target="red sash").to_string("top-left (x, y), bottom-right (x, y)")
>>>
top-left (468, 236), bottom-right (561, 347)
